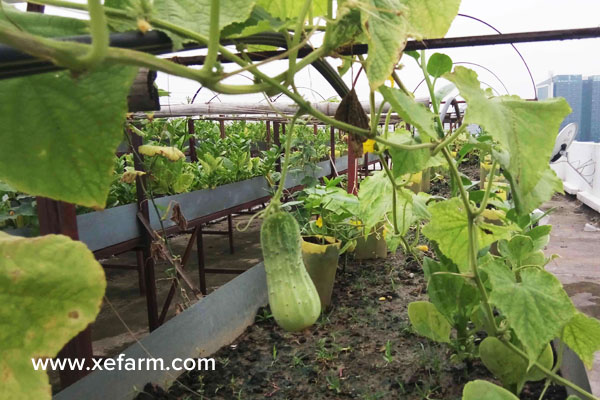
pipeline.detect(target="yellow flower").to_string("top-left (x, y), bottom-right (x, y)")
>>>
top-left (137, 18), bottom-right (152, 34)
top-left (378, 296), bottom-right (386, 301)
top-left (363, 139), bottom-right (376, 153)
top-left (416, 245), bottom-right (429, 252)
top-left (315, 216), bottom-right (323, 228)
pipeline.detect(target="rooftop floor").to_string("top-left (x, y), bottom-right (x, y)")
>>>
top-left (542, 194), bottom-right (600, 395)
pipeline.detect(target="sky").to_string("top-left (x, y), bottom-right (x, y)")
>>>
top-left (153, 0), bottom-right (600, 108)
top-left (17, 0), bottom-right (600, 107)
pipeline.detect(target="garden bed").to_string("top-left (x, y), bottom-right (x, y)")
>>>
top-left (135, 253), bottom-right (568, 400)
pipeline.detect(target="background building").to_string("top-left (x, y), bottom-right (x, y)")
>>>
top-left (537, 75), bottom-right (600, 142)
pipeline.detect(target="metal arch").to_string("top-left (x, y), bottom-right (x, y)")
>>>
top-left (457, 13), bottom-right (537, 99)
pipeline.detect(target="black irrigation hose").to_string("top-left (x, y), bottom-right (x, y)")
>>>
top-left (2, 27), bottom-right (600, 83)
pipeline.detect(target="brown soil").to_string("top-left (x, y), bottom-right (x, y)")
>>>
top-left (135, 253), bottom-right (568, 400)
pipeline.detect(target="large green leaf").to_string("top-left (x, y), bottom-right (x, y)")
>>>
top-left (361, 0), bottom-right (409, 88)
top-left (0, 65), bottom-right (137, 208)
top-left (462, 380), bottom-right (519, 400)
top-left (257, 0), bottom-right (327, 19)
top-left (380, 86), bottom-right (438, 140)
top-left (0, 6), bottom-right (88, 36)
top-left (358, 171), bottom-right (392, 233)
top-left (323, 6), bottom-right (362, 50)
top-left (483, 260), bottom-right (576, 361)
top-left (422, 198), bottom-right (514, 272)
top-left (153, 0), bottom-right (256, 48)
top-left (519, 167), bottom-right (564, 214)
top-left (561, 312), bottom-right (600, 369)
top-left (0, 232), bottom-right (106, 400)
top-left (403, 0), bottom-right (461, 39)
top-left (387, 131), bottom-right (432, 176)
top-left (445, 67), bottom-right (570, 213)
top-left (407, 301), bottom-right (451, 343)
top-left (428, 273), bottom-right (478, 322)
top-left (479, 337), bottom-right (553, 387)
top-left (359, 0), bottom-right (458, 88)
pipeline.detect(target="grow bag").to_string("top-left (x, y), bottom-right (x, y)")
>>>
top-left (301, 235), bottom-right (341, 309)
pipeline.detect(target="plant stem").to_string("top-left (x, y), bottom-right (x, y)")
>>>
top-left (379, 154), bottom-right (399, 235)
top-left (503, 341), bottom-right (599, 400)
top-left (474, 159), bottom-right (498, 216)
top-left (287, 0), bottom-right (312, 81)
top-left (467, 214), bottom-right (498, 335)
top-left (76, 0), bottom-right (108, 68)
top-left (443, 144), bottom-right (499, 335)
top-left (441, 147), bottom-right (474, 217)
top-left (433, 124), bottom-right (466, 154)
top-left (202, 0), bottom-right (220, 74)
top-left (272, 116), bottom-right (299, 206)
top-left (419, 50), bottom-right (444, 139)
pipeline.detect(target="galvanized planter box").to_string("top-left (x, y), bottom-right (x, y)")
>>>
top-left (54, 263), bottom-right (269, 400)
top-left (76, 156), bottom-right (349, 252)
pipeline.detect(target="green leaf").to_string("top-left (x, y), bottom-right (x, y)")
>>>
top-left (323, 7), bottom-right (362, 50)
top-left (428, 273), bottom-right (479, 321)
top-left (519, 167), bottom-right (564, 214)
top-left (445, 67), bottom-right (571, 214)
top-left (0, 6), bottom-right (88, 37)
top-left (479, 337), bottom-right (553, 386)
top-left (462, 380), bottom-right (519, 400)
top-left (0, 65), bottom-right (137, 208)
top-left (380, 86), bottom-right (438, 140)
top-left (257, 0), bottom-right (327, 19)
top-left (0, 232), bottom-right (106, 400)
top-left (360, 0), bottom-right (409, 88)
top-left (422, 198), bottom-right (514, 272)
top-left (390, 141), bottom-right (431, 177)
top-left (407, 301), bottom-right (451, 343)
top-left (483, 260), bottom-right (576, 360)
top-left (403, 0), bottom-right (461, 40)
top-left (358, 0), bottom-right (459, 88)
top-left (220, 6), bottom-right (288, 38)
top-left (525, 225), bottom-right (552, 251)
top-left (498, 235), bottom-right (534, 266)
top-left (358, 171), bottom-right (393, 233)
top-left (153, 0), bottom-right (256, 48)
top-left (427, 53), bottom-right (452, 78)
top-left (561, 312), bottom-right (600, 369)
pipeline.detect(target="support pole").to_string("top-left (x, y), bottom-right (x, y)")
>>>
top-left (131, 130), bottom-right (159, 331)
top-left (273, 121), bottom-right (281, 173)
top-left (227, 214), bottom-right (234, 254)
top-left (347, 136), bottom-right (358, 195)
top-left (219, 117), bottom-right (225, 139)
top-left (187, 118), bottom-right (198, 162)
top-left (196, 225), bottom-right (207, 295)
top-left (36, 198), bottom-right (94, 388)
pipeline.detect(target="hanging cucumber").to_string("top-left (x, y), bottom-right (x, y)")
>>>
top-left (259, 114), bottom-right (321, 331)
top-left (261, 208), bottom-right (321, 331)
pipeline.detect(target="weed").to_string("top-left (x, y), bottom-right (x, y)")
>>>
top-left (383, 340), bottom-right (394, 363)
top-left (326, 375), bottom-right (342, 393)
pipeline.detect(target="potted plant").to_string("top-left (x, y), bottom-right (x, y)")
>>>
top-left (290, 177), bottom-right (361, 308)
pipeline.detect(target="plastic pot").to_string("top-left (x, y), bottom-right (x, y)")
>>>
top-left (354, 228), bottom-right (387, 260)
top-left (301, 236), bottom-right (341, 309)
